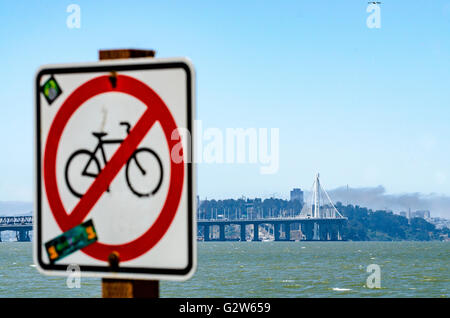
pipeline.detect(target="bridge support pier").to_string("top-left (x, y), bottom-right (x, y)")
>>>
top-left (329, 224), bottom-right (338, 240)
top-left (240, 224), bottom-right (246, 241)
top-left (303, 222), bottom-right (314, 241)
top-left (318, 223), bottom-right (329, 241)
top-left (204, 225), bottom-right (210, 241)
top-left (219, 224), bottom-right (225, 241)
top-left (16, 230), bottom-right (30, 242)
top-left (337, 223), bottom-right (343, 241)
top-left (314, 222), bottom-right (320, 240)
top-left (252, 223), bottom-right (259, 241)
top-left (274, 223), bottom-right (281, 241)
top-left (284, 223), bottom-right (291, 241)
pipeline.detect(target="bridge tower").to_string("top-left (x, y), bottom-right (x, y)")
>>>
top-left (313, 173), bottom-right (321, 218)
top-left (302, 173), bottom-right (344, 220)
top-left (298, 173), bottom-right (346, 240)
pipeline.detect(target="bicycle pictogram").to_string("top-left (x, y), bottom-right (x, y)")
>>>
top-left (64, 122), bottom-right (163, 198)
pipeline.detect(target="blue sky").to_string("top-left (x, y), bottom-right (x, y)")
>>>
top-left (0, 1), bottom-right (449, 202)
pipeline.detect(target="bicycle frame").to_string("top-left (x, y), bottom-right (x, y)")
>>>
top-left (81, 137), bottom-right (124, 178)
top-left (81, 136), bottom-right (146, 178)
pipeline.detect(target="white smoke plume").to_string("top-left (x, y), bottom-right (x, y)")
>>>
top-left (306, 186), bottom-right (450, 218)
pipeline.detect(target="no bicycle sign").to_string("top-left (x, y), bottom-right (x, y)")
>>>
top-left (34, 58), bottom-right (196, 280)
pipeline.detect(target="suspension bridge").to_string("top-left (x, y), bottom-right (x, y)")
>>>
top-left (197, 174), bottom-right (348, 241)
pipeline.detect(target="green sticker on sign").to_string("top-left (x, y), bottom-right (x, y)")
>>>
top-left (44, 219), bottom-right (98, 263)
top-left (41, 75), bottom-right (62, 105)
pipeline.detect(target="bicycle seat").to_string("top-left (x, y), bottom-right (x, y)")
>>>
top-left (92, 132), bottom-right (108, 138)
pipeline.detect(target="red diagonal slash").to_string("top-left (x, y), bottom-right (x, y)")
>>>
top-left (69, 108), bottom-right (157, 226)
top-left (43, 74), bottom-right (185, 261)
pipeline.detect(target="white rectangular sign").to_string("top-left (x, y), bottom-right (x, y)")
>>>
top-left (34, 58), bottom-right (196, 280)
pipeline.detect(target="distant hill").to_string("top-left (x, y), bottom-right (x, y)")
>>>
top-left (0, 201), bottom-right (33, 216)
top-left (336, 202), bottom-right (450, 241)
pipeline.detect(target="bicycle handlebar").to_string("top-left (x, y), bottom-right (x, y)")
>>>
top-left (119, 122), bottom-right (131, 134)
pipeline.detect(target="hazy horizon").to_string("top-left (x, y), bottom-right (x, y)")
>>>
top-left (3, 182), bottom-right (450, 218)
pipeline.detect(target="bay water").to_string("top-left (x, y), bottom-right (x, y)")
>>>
top-left (0, 241), bottom-right (448, 297)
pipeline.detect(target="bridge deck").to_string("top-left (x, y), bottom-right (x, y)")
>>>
top-left (198, 217), bottom-right (347, 225)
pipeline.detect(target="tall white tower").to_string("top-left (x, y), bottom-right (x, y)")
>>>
top-left (313, 173), bottom-right (320, 218)
top-left (300, 173), bottom-right (345, 219)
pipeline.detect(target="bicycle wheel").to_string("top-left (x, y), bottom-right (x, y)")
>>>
top-left (125, 148), bottom-right (163, 197)
top-left (65, 149), bottom-right (101, 198)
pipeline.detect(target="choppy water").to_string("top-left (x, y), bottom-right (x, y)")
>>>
top-left (0, 241), bottom-right (448, 297)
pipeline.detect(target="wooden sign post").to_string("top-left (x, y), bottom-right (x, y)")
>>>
top-left (100, 49), bottom-right (159, 298)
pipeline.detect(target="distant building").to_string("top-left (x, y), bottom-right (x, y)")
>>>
top-left (399, 211), bottom-right (407, 218)
top-left (290, 188), bottom-right (304, 203)
top-left (429, 217), bottom-right (450, 230)
top-left (412, 210), bottom-right (431, 219)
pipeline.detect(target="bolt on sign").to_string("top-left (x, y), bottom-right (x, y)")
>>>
top-left (34, 58), bottom-right (196, 280)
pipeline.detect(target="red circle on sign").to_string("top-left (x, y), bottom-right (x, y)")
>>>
top-left (43, 75), bottom-right (184, 262)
